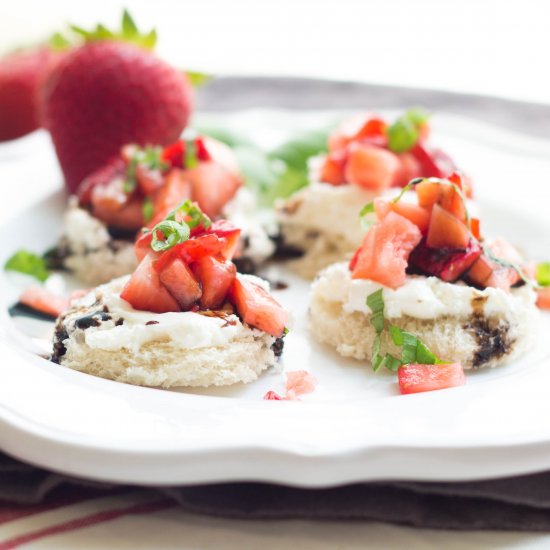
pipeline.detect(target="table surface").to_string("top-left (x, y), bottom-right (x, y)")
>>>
top-left (2, 1), bottom-right (550, 546)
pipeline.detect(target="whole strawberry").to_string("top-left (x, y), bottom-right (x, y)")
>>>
top-left (0, 48), bottom-right (58, 142)
top-left (41, 12), bottom-right (193, 193)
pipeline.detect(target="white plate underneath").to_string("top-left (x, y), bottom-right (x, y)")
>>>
top-left (0, 109), bottom-right (550, 488)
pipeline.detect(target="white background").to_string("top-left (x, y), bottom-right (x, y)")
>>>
top-left (1, 0), bottom-right (550, 105)
top-left (2, 1), bottom-right (550, 548)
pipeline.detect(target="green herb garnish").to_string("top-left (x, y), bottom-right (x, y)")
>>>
top-left (536, 263), bottom-right (550, 287)
top-left (149, 200), bottom-right (211, 252)
top-left (4, 250), bottom-right (50, 282)
top-left (387, 108), bottom-right (430, 153)
top-left (142, 198), bottom-right (154, 223)
top-left (184, 139), bottom-right (199, 169)
top-left (366, 289), bottom-right (442, 372)
top-left (123, 145), bottom-right (167, 194)
top-left (185, 71), bottom-right (213, 87)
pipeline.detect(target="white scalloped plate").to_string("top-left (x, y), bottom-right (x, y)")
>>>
top-left (0, 110), bottom-right (549, 487)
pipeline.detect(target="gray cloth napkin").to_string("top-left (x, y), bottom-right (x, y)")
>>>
top-left (2, 77), bottom-right (550, 530)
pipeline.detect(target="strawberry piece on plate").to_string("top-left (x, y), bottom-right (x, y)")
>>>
top-left (228, 275), bottom-right (287, 337)
top-left (344, 144), bottom-right (400, 192)
top-left (121, 255), bottom-right (180, 313)
top-left (398, 362), bottom-right (465, 394)
top-left (19, 287), bottom-right (69, 318)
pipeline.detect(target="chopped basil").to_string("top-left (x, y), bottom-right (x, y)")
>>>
top-left (358, 201), bottom-right (377, 230)
top-left (149, 200), bottom-right (210, 252)
top-left (536, 262), bottom-right (550, 287)
top-left (4, 250), bottom-right (50, 282)
top-left (185, 140), bottom-right (199, 169)
top-left (150, 220), bottom-right (190, 252)
top-left (124, 145), bottom-right (168, 194)
top-left (387, 108), bottom-right (430, 153)
top-left (142, 198), bottom-right (154, 223)
top-left (366, 289), bottom-right (443, 372)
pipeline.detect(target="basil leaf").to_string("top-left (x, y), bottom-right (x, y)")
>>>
top-left (150, 220), bottom-right (190, 252)
top-left (4, 250), bottom-right (50, 282)
top-left (384, 354), bottom-right (402, 372)
top-left (142, 198), bottom-right (154, 223)
top-left (185, 139), bottom-right (199, 169)
top-left (268, 129), bottom-right (329, 172)
top-left (390, 325), bottom-right (439, 365)
top-left (387, 108), bottom-right (430, 153)
top-left (366, 289), bottom-right (385, 334)
top-left (166, 200), bottom-right (211, 229)
top-left (536, 262), bottom-right (550, 287)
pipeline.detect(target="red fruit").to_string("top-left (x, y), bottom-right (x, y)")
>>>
top-left (345, 144), bottom-right (400, 192)
top-left (410, 143), bottom-right (456, 179)
top-left (426, 204), bottom-right (470, 249)
top-left (205, 220), bottom-right (241, 260)
top-left (320, 149), bottom-right (347, 185)
top-left (264, 391), bottom-right (285, 401)
top-left (91, 182), bottom-right (144, 230)
top-left (393, 152), bottom-right (422, 188)
top-left (153, 234), bottom-right (226, 273)
top-left (470, 218), bottom-right (481, 240)
top-left (374, 198), bottom-right (430, 233)
top-left (416, 179), bottom-right (466, 223)
top-left (77, 157), bottom-right (126, 205)
top-left (134, 231), bottom-right (155, 262)
top-left (41, 41), bottom-right (193, 193)
top-left (136, 164), bottom-right (164, 196)
top-left (228, 274), bottom-right (288, 337)
top-left (150, 169), bottom-right (192, 225)
top-left (184, 162), bottom-right (242, 219)
top-left (537, 287), bottom-right (550, 310)
top-left (398, 363), bottom-right (465, 395)
top-left (0, 48), bottom-right (59, 142)
top-left (19, 287), bottom-right (69, 318)
top-left (409, 239), bottom-right (482, 282)
top-left (328, 113), bottom-right (387, 151)
top-left (121, 254), bottom-right (180, 313)
top-left (192, 256), bottom-right (236, 310)
top-left (158, 257), bottom-right (202, 310)
top-left (352, 212), bottom-right (422, 288)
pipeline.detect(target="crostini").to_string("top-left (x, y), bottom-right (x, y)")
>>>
top-left (51, 202), bottom-right (287, 387)
top-left (310, 173), bottom-right (539, 375)
top-left (277, 110), bottom-right (469, 278)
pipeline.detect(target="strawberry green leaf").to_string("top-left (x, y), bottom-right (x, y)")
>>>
top-left (186, 71), bottom-right (213, 87)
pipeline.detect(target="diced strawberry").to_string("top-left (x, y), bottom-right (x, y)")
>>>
top-left (345, 144), bottom-right (400, 192)
top-left (195, 136), bottom-right (211, 162)
top-left (470, 218), bottom-right (481, 240)
top-left (136, 165), bottom-right (164, 196)
top-left (264, 391), bottom-right (285, 401)
top-left (392, 152), bottom-right (422, 188)
top-left (375, 198), bottom-right (430, 233)
top-left (398, 362), bottom-right (465, 395)
top-left (153, 234), bottom-right (227, 273)
top-left (466, 243), bottom-right (521, 292)
top-left (158, 256), bottom-right (202, 310)
top-left (201, 136), bottom-right (241, 176)
top-left (205, 220), bottom-right (241, 260)
top-left (351, 211), bottom-right (422, 289)
top-left (134, 231), bottom-right (154, 262)
top-left (348, 247), bottom-right (361, 271)
top-left (91, 183), bottom-right (144, 230)
top-left (19, 287), bottom-right (69, 318)
top-left (120, 255), bottom-right (180, 313)
top-left (150, 169), bottom-right (192, 226)
top-left (448, 170), bottom-right (473, 199)
top-left (192, 255), bottom-right (236, 310)
top-left (409, 239), bottom-right (482, 282)
top-left (161, 140), bottom-right (185, 168)
top-left (185, 163), bottom-right (242, 219)
top-left (228, 274), bottom-right (288, 337)
top-left (411, 143), bottom-right (456, 179)
top-left (328, 113), bottom-right (387, 151)
top-left (426, 204), bottom-right (470, 249)
top-left (537, 287), bottom-right (550, 309)
top-left (320, 149), bottom-right (347, 185)
top-left (77, 157), bottom-right (127, 206)
top-left (416, 179), bottom-right (466, 223)
top-left (485, 268), bottom-right (521, 291)
top-left (285, 370), bottom-right (317, 398)
top-left (465, 254), bottom-right (495, 288)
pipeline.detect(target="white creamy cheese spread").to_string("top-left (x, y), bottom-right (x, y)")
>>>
top-left (71, 277), bottom-right (257, 353)
top-left (312, 262), bottom-right (536, 320)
